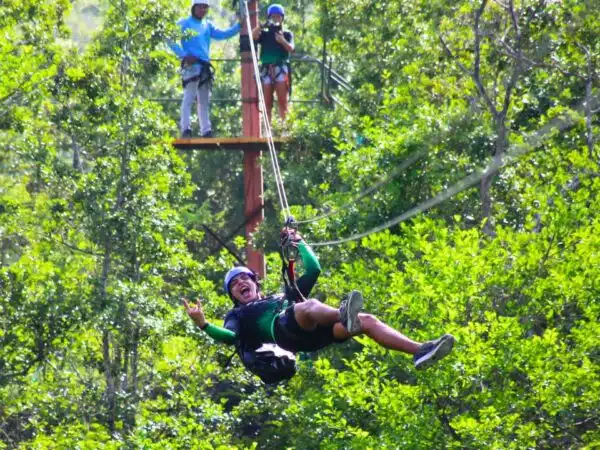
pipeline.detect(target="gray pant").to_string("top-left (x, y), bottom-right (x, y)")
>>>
top-left (180, 81), bottom-right (211, 135)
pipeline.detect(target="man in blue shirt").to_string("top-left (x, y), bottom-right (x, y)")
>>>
top-left (169, 0), bottom-right (240, 138)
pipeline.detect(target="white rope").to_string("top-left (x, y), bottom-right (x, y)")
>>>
top-left (242, 1), bottom-right (291, 220)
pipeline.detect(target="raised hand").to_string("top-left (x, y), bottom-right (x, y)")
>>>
top-left (183, 298), bottom-right (207, 328)
top-left (281, 227), bottom-right (303, 247)
top-left (274, 31), bottom-right (286, 44)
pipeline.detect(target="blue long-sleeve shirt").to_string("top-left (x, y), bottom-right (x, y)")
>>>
top-left (169, 16), bottom-right (240, 63)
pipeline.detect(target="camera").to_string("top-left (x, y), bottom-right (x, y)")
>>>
top-left (265, 20), bottom-right (282, 34)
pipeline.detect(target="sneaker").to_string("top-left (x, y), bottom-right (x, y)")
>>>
top-left (181, 129), bottom-right (192, 138)
top-left (201, 130), bottom-right (213, 138)
top-left (339, 290), bottom-right (364, 334)
top-left (413, 334), bottom-right (455, 370)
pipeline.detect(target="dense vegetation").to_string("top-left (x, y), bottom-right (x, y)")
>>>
top-left (1, 0), bottom-right (598, 448)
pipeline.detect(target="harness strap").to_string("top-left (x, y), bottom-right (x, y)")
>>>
top-left (279, 221), bottom-right (306, 304)
top-left (260, 63), bottom-right (288, 85)
top-left (182, 61), bottom-right (215, 88)
top-left (274, 313), bottom-right (301, 341)
top-left (279, 246), bottom-right (292, 296)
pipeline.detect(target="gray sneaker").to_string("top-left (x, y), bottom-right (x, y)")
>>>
top-left (339, 290), bottom-right (364, 334)
top-left (413, 334), bottom-right (455, 370)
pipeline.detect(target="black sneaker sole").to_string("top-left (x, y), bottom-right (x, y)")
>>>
top-left (343, 290), bottom-right (363, 334)
top-left (414, 334), bottom-right (455, 370)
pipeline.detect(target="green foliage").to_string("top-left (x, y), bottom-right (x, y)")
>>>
top-left (1, 0), bottom-right (599, 448)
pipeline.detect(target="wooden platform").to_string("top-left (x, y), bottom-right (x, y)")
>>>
top-left (172, 136), bottom-right (286, 151)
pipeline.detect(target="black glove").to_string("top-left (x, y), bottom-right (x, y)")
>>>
top-left (280, 227), bottom-right (302, 248)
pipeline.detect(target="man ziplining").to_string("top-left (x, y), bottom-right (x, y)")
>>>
top-left (184, 227), bottom-right (455, 384)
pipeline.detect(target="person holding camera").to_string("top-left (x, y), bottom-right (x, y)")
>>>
top-left (251, 4), bottom-right (294, 126)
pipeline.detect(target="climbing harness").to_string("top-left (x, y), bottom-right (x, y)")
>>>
top-left (258, 62), bottom-right (292, 97)
top-left (181, 60), bottom-right (215, 89)
top-left (238, 342), bottom-right (297, 384)
top-left (260, 63), bottom-right (287, 84)
top-left (278, 217), bottom-right (307, 303)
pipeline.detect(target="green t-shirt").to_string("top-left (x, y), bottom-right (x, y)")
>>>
top-left (256, 27), bottom-right (294, 65)
top-left (203, 241), bottom-right (320, 344)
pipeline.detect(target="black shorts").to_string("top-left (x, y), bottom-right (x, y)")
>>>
top-left (273, 305), bottom-right (348, 353)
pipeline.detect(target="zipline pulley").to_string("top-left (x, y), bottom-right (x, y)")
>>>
top-left (279, 222), bottom-right (306, 303)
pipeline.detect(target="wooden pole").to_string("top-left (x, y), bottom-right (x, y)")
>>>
top-left (240, 0), bottom-right (265, 278)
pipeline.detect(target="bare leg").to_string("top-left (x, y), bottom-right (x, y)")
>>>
top-left (332, 313), bottom-right (421, 354)
top-left (263, 83), bottom-right (274, 125)
top-left (293, 299), bottom-right (341, 331)
top-left (274, 81), bottom-right (288, 121)
top-left (293, 300), bottom-right (422, 355)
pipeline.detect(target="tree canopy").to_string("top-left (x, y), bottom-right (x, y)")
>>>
top-left (1, 0), bottom-right (599, 448)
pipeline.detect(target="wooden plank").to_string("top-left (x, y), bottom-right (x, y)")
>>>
top-left (172, 136), bottom-right (285, 151)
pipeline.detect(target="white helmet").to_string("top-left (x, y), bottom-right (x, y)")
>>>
top-left (191, 0), bottom-right (215, 6)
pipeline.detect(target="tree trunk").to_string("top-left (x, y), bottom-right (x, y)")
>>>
top-left (584, 73), bottom-right (594, 161)
top-left (481, 114), bottom-right (508, 235)
top-left (72, 137), bottom-right (82, 172)
top-left (102, 330), bottom-right (116, 433)
top-left (124, 326), bottom-right (140, 431)
top-left (100, 237), bottom-right (115, 431)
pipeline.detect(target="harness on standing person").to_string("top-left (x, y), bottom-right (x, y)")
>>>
top-left (259, 63), bottom-right (292, 96)
top-left (258, 22), bottom-right (292, 97)
top-left (181, 60), bottom-right (215, 89)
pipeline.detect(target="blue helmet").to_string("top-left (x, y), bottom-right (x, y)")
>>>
top-left (224, 266), bottom-right (257, 297)
top-left (267, 3), bottom-right (284, 17)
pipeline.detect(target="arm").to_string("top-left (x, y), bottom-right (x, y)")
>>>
top-left (203, 323), bottom-right (237, 345)
top-left (295, 240), bottom-right (321, 298)
top-left (275, 31), bottom-right (294, 53)
top-left (167, 19), bottom-right (187, 59)
top-left (252, 25), bottom-right (262, 41)
top-left (184, 299), bottom-right (237, 344)
top-left (210, 22), bottom-right (241, 40)
top-left (168, 40), bottom-right (186, 59)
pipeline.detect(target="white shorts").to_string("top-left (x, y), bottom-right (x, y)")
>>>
top-left (260, 64), bottom-right (289, 85)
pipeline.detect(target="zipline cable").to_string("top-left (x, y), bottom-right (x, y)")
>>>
top-left (242, 1), bottom-right (291, 220)
top-left (307, 104), bottom-right (593, 247)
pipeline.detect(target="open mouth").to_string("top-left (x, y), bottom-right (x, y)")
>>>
top-left (240, 285), bottom-right (251, 296)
